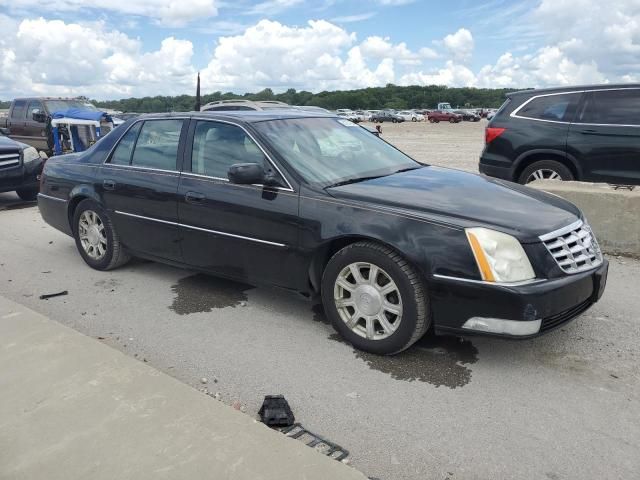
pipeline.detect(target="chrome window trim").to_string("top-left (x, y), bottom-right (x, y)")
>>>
top-left (511, 87), bottom-right (640, 127)
top-left (433, 274), bottom-right (546, 287)
top-left (114, 210), bottom-right (286, 248)
top-left (189, 117), bottom-right (295, 192)
top-left (37, 193), bottom-right (68, 203)
top-left (180, 171), bottom-right (295, 193)
top-left (102, 163), bottom-right (179, 175)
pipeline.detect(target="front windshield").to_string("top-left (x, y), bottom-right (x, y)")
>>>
top-left (254, 117), bottom-right (419, 186)
top-left (45, 100), bottom-right (97, 113)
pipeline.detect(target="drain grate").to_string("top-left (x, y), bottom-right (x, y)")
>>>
top-left (278, 423), bottom-right (349, 461)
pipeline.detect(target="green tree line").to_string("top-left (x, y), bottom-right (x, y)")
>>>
top-left (89, 85), bottom-right (519, 113)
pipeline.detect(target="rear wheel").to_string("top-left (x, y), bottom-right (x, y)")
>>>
top-left (16, 187), bottom-right (38, 201)
top-left (73, 199), bottom-right (130, 270)
top-left (321, 241), bottom-right (430, 355)
top-left (518, 160), bottom-right (574, 185)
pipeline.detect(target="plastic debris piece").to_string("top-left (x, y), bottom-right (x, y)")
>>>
top-left (258, 395), bottom-right (295, 427)
top-left (39, 290), bottom-right (68, 300)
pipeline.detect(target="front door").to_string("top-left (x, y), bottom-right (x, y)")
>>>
top-left (100, 118), bottom-right (186, 261)
top-left (24, 100), bottom-right (48, 151)
top-left (177, 119), bottom-right (303, 289)
top-left (568, 88), bottom-right (640, 184)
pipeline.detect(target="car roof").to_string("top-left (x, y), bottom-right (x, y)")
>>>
top-left (509, 83), bottom-right (640, 97)
top-left (136, 110), bottom-right (336, 124)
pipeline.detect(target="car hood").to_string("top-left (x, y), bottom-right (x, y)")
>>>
top-left (326, 166), bottom-right (581, 241)
top-left (0, 135), bottom-right (27, 152)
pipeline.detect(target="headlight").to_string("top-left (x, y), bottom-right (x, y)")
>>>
top-left (466, 227), bottom-right (535, 283)
top-left (22, 147), bottom-right (40, 163)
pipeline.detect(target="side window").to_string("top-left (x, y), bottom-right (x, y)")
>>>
top-left (191, 121), bottom-right (264, 178)
top-left (11, 100), bottom-right (26, 119)
top-left (517, 93), bottom-right (580, 122)
top-left (131, 120), bottom-right (183, 170)
top-left (27, 101), bottom-right (44, 121)
top-left (109, 122), bottom-right (143, 165)
top-left (579, 90), bottom-right (640, 125)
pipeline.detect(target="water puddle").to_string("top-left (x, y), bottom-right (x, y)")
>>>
top-left (170, 273), bottom-right (254, 315)
top-left (319, 305), bottom-right (478, 388)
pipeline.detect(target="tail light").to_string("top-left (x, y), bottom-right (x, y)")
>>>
top-left (485, 127), bottom-right (506, 145)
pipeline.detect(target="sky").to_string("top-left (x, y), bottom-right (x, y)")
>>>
top-left (0, 0), bottom-right (639, 100)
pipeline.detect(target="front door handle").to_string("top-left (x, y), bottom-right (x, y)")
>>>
top-left (579, 129), bottom-right (598, 135)
top-left (103, 179), bottom-right (116, 190)
top-left (185, 191), bottom-right (205, 204)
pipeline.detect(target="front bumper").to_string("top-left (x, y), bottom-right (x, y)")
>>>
top-left (430, 259), bottom-right (609, 338)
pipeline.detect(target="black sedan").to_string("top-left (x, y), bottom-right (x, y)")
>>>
top-left (1, 135), bottom-right (45, 200)
top-left (38, 111), bottom-right (608, 354)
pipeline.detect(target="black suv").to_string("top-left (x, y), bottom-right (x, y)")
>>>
top-left (480, 84), bottom-right (640, 185)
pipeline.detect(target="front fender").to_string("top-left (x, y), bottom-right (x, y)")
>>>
top-left (299, 188), bottom-right (480, 289)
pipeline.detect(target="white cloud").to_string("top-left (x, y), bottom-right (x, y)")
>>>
top-left (201, 19), bottom-right (402, 91)
top-left (0, 17), bottom-right (195, 98)
top-left (245, 0), bottom-right (303, 15)
top-left (400, 61), bottom-right (477, 87)
top-left (360, 36), bottom-right (437, 65)
top-left (441, 28), bottom-right (474, 63)
top-left (2, 0), bottom-right (218, 26)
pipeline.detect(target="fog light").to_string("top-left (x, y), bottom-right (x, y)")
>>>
top-left (462, 317), bottom-right (541, 336)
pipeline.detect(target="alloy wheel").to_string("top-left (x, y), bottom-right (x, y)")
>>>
top-left (333, 262), bottom-right (403, 340)
top-left (526, 169), bottom-right (562, 183)
top-left (78, 210), bottom-right (108, 260)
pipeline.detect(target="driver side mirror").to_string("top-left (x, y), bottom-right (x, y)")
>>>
top-left (228, 163), bottom-right (265, 185)
top-left (32, 110), bottom-right (47, 123)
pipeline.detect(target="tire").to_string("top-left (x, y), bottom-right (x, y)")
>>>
top-left (411, 117), bottom-right (417, 122)
top-left (518, 160), bottom-right (574, 185)
top-left (321, 241), bottom-right (430, 355)
top-left (391, 118), bottom-right (397, 123)
top-left (449, 118), bottom-right (456, 123)
top-left (16, 187), bottom-right (38, 201)
top-left (428, 118), bottom-right (435, 123)
top-left (72, 199), bottom-right (130, 270)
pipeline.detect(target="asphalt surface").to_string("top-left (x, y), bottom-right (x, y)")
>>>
top-left (1, 193), bottom-right (639, 480)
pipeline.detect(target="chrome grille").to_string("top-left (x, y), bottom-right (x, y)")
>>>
top-left (0, 151), bottom-right (20, 169)
top-left (540, 220), bottom-right (602, 274)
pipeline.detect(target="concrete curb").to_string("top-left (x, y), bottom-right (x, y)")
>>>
top-left (0, 296), bottom-right (367, 480)
top-left (531, 180), bottom-right (640, 257)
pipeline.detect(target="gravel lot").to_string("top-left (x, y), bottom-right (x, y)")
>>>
top-left (1, 122), bottom-right (639, 480)
top-left (369, 119), bottom-right (486, 172)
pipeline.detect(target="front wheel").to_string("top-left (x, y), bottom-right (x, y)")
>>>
top-left (321, 241), bottom-right (430, 355)
top-left (518, 160), bottom-right (574, 185)
top-left (412, 117), bottom-right (417, 122)
top-left (449, 118), bottom-right (456, 123)
top-left (73, 199), bottom-right (130, 270)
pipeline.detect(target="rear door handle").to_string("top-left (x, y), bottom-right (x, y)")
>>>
top-left (103, 179), bottom-right (116, 190)
top-left (185, 191), bottom-right (205, 204)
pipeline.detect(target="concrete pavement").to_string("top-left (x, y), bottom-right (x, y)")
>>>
top-left (0, 295), bottom-right (366, 480)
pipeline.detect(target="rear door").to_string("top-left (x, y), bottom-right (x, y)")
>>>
top-left (567, 88), bottom-right (640, 184)
top-left (100, 118), bottom-right (187, 261)
top-left (7, 100), bottom-right (27, 141)
top-left (177, 119), bottom-right (302, 288)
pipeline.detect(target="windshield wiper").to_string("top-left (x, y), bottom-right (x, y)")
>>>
top-left (393, 166), bottom-right (422, 174)
top-left (324, 175), bottom-right (388, 189)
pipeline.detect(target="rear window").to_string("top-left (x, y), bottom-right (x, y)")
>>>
top-left (577, 89), bottom-right (640, 125)
top-left (515, 93), bottom-right (580, 122)
top-left (11, 100), bottom-right (26, 119)
top-left (130, 120), bottom-right (183, 171)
